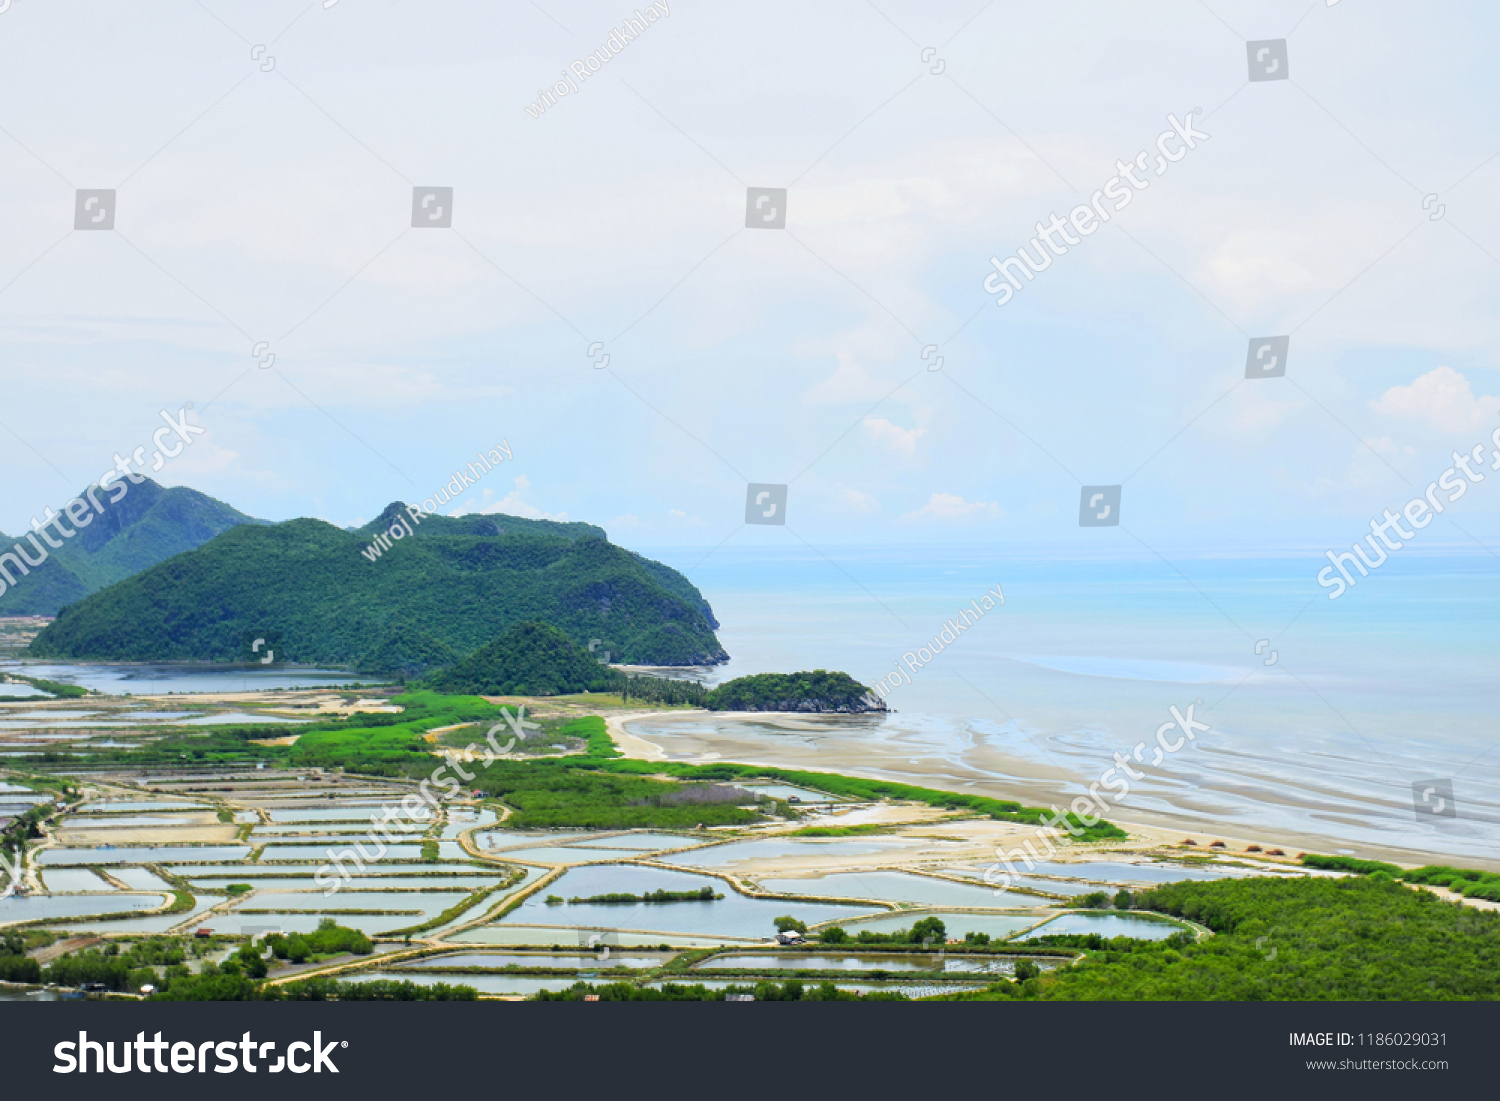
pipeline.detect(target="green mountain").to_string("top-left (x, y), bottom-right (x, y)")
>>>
top-left (0, 479), bottom-right (261, 616)
top-left (423, 621), bottom-right (615, 696)
top-left (29, 501), bottom-right (728, 672)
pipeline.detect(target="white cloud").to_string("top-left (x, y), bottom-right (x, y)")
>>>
top-left (899, 492), bottom-right (1003, 523)
top-left (1370, 367), bottom-right (1500, 433)
top-left (837, 488), bottom-right (879, 513)
top-left (802, 350), bottom-right (894, 405)
top-left (462, 476), bottom-right (568, 521)
top-left (862, 415), bottom-right (924, 458)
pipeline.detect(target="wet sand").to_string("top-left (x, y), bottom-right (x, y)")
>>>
top-left (618, 711), bottom-right (1500, 873)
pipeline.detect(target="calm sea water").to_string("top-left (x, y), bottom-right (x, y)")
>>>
top-left (635, 544), bottom-right (1500, 863)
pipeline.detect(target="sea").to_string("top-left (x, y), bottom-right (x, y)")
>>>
top-left (633, 542), bottom-right (1500, 865)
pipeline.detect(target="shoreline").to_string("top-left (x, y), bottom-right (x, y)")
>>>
top-left (613, 710), bottom-right (1500, 874)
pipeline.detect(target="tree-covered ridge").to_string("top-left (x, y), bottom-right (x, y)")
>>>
top-left (29, 516), bottom-right (728, 671)
top-left (982, 876), bottom-right (1500, 1000)
top-left (703, 670), bottom-right (885, 712)
top-left (423, 621), bottom-right (616, 696)
top-left (0, 479), bottom-right (261, 615)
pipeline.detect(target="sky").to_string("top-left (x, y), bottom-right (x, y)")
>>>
top-left (0, 0), bottom-right (1497, 561)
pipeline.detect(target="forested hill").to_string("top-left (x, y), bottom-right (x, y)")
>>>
top-left (423, 621), bottom-right (617, 696)
top-left (29, 514), bottom-right (728, 673)
top-left (0, 479), bottom-right (260, 616)
top-left (704, 671), bottom-right (885, 712)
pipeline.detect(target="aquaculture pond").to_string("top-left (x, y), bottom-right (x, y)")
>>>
top-left (192, 875), bottom-right (505, 892)
top-left (756, 871), bottom-right (1041, 908)
top-left (838, 911), bottom-right (1045, 941)
top-left (554, 833), bottom-right (704, 851)
top-left (38, 846), bottom-right (250, 865)
top-left (404, 952), bottom-right (673, 970)
top-left (1020, 913), bottom-right (1187, 940)
top-left (1021, 861), bottom-right (1239, 884)
top-left (0, 893), bottom-right (168, 925)
top-left (694, 953), bottom-right (1059, 974)
top-left (498, 865), bottom-right (877, 938)
top-left (491, 846), bottom-right (625, 865)
top-left (666, 837), bottom-right (923, 868)
top-left (353, 971), bottom-right (575, 996)
top-left (255, 844), bottom-right (426, 861)
top-left (39, 868), bottom-right (116, 892)
top-left (53, 895), bottom-right (221, 934)
top-left (237, 890), bottom-right (473, 917)
top-left (448, 925), bottom-right (740, 948)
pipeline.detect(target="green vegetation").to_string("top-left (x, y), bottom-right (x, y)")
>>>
top-left (961, 875), bottom-right (1500, 1000)
top-left (568, 886), bottom-right (722, 904)
top-left (264, 920), bottom-right (375, 963)
top-left (0, 479), bottom-right (261, 616)
top-left (818, 916), bottom-right (947, 946)
top-left (0, 673), bottom-right (88, 700)
top-left (703, 670), bottom-right (883, 712)
top-left (40, 937), bottom-right (188, 992)
top-left (0, 930), bottom-right (41, 984)
top-left (423, 621), bottom-right (617, 696)
top-left (594, 758), bottom-right (1124, 841)
top-left (1398, 865), bottom-right (1500, 903)
top-left (1300, 853), bottom-right (1402, 876)
top-left (774, 916), bottom-right (808, 934)
top-left (151, 975), bottom-right (478, 1001)
top-left (789, 824), bottom-right (889, 837)
top-left (30, 509), bottom-right (727, 671)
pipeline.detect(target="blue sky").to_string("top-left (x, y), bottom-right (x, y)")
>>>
top-left (0, 0), bottom-right (1497, 560)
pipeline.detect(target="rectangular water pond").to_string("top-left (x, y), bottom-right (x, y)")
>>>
top-left (1020, 913), bottom-right (1187, 941)
top-left (838, 911), bottom-right (1046, 941)
top-left (695, 952), bottom-right (1059, 975)
top-left (267, 807), bottom-right (392, 822)
top-left (403, 951), bottom-right (672, 970)
top-left (39, 846), bottom-right (250, 865)
top-left (498, 865), bottom-right (876, 938)
top-left (74, 801), bottom-right (206, 814)
top-left (52, 895), bottom-right (220, 934)
top-left (237, 890), bottom-right (473, 918)
top-left (448, 926), bottom-right (741, 948)
top-left (756, 871), bottom-right (1041, 908)
top-left (110, 868), bottom-right (175, 891)
top-left (40, 868), bottom-right (116, 892)
top-left (555, 833), bottom-right (706, 852)
top-left (351, 971), bottom-right (575, 997)
top-left (1022, 861), bottom-right (1237, 884)
top-left (666, 837), bottom-right (922, 868)
top-left (193, 875), bottom-right (505, 892)
top-left (494, 847), bottom-right (629, 865)
top-left (256, 844), bottom-right (426, 861)
top-left (0, 893), bottom-right (168, 925)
